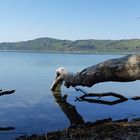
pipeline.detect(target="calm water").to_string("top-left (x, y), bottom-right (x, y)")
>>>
top-left (0, 52), bottom-right (140, 139)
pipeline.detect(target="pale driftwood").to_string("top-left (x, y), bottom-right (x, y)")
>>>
top-left (51, 55), bottom-right (140, 91)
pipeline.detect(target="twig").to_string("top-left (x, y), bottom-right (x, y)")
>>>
top-left (75, 87), bottom-right (87, 95)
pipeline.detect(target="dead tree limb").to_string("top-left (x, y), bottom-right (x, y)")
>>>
top-left (75, 88), bottom-right (140, 105)
top-left (51, 55), bottom-right (140, 91)
top-left (0, 127), bottom-right (15, 131)
top-left (0, 89), bottom-right (15, 96)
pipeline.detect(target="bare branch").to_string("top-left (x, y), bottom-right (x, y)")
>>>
top-left (0, 89), bottom-right (15, 96)
top-left (75, 88), bottom-right (140, 105)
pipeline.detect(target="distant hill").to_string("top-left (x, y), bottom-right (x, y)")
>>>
top-left (0, 37), bottom-right (140, 53)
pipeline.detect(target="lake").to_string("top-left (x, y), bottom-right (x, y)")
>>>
top-left (0, 52), bottom-right (140, 140)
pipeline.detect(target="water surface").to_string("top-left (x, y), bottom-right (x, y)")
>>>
top-left (0, 52), bottom-right (139, 139)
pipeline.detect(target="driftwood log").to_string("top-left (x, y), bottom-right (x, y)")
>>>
top-left (51, 54), bottom-right (140, 91)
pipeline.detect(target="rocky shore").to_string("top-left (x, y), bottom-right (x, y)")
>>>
top-left (16, 118), bottom-right (140, 140)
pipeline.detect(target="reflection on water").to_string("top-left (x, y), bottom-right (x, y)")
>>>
top-left (0, 52), bottom-right (139, 140)
top-left (51, 84), bottom-right (84, 126)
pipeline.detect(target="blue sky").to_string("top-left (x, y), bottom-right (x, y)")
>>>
top-left (0, 0), bottom-right (140, 42)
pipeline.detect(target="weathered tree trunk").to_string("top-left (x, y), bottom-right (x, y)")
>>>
top-left (51, 55), bottom-right (140, 91)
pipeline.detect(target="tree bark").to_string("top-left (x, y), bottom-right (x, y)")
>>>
top-left (51, 54), bottom-right (140, 91)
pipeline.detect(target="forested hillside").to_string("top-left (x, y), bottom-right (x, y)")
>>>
top-left (0, 38), bottom-right (140, 53)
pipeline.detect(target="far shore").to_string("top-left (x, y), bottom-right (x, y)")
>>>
top-left (0, 50), bottom-right (139, 55)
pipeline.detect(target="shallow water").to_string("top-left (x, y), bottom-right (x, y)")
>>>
top-left (0, 52), bottom-right (139, 139)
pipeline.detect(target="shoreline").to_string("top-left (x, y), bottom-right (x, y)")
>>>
top-left (0, 50), bottom-right (139, 55)
top-left (16, 117), bottom-right (140, 140)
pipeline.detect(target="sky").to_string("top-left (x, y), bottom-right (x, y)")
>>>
top-left (0, 0), bottom-right (140, 42)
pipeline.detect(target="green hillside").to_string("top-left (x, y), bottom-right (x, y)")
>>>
top-left (0, 38), bottom-right (140, 53)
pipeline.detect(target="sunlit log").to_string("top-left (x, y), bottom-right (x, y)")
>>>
top-left (51, 55), bottom-right (140, 91)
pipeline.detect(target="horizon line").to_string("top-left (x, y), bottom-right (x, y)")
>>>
top-left (1, 37), bottom-right (140, 43)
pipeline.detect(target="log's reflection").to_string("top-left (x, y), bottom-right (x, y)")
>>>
top-left (51, 84), bottom-right (84, 126)
top-left (0, 127), bottom-right (15, 131)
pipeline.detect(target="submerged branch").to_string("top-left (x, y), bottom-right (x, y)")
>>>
top-left (75, 88), bottom-right (140, 105)
top-left (0, 127), bottom-right (15, 131)
top-left (0, 89), bottom-right (15, 96)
